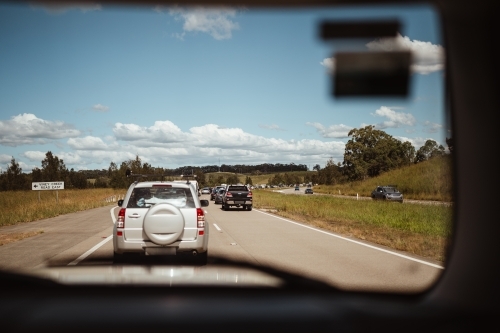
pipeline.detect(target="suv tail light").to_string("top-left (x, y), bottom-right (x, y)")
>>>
top-left (117, 208), bottom-right (125, 228)
top-left (226, 192), bottom-right (233, 197)
top-left (196, 208), bottom-right (205, 228)
top-left (248, 191), bottom-right (252, 197)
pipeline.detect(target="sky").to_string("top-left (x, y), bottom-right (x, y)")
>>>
top-left (0, 3), bottom-right (447, 173)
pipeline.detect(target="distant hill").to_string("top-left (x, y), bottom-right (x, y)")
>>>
top-left (314, 156), bottom-right (453, 201)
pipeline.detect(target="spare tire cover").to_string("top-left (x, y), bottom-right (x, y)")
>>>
top-left (143, 203), bottom-right (185, 245)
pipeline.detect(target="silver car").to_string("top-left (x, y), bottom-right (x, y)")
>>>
top-left (214, 188), bottom-right (225, 204)
top-left (113, 180), bottom-right (209, 264)
top-left (371, 186), bottom-right (403, 203)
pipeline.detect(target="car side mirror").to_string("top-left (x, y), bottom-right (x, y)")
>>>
top-left (200, 200), bottom-right (209, 207)
top-left (118, 199), bottom-right (123, 206)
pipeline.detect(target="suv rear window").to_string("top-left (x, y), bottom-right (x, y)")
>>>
top-left (127, 186), bottom-right (195, 208)
top-left (227, 186), bottom-right (248, 191)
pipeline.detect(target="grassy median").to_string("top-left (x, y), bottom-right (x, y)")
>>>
top-left (253, 190), bottom-right (452, 262)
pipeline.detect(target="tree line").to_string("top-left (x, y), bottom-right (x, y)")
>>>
top-left (0, 126), bottom-right (452, 191)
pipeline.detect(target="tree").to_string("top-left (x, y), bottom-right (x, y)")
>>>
top-left (343, 126), bottom-right (415, 181)
top-left (245, 176), bottom-right (253, 186)
top-left (313, 164), bottom-right (321, 171)
top-left (446, 137), bottom-right (454, 153)
top-left (194, 169), bottom-right (206, 187)
top-left (41, 151), bottom-right (68, 181)
top-left (415, 140), bottom-right (446, 163)
top-left (318, 158), bottom-right (343, 185)
top-left (3, 157), bottom-right (27, 191)
top-left (226, 174), bottom-right (239, 184)
top-left (68, 169), bottom-right (87, 189)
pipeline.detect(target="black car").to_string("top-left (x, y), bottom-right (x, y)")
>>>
top-left (305, 188), bottom-right (313, 194)
top-left (371, 186), bottom-right (403, 202)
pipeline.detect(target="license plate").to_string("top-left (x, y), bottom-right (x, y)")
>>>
top-left (145, 247), bottom-right (176, 256)
top-left (235, 201), bottom-right (244, 204)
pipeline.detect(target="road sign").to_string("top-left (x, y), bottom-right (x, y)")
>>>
top-left (32, 182), bottom-right (65, 191)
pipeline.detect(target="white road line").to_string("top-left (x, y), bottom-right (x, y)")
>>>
top-left (255, 209), bottom-right (444, 270)
top-left (213, 223), bottom-right (222, 232)
top-left (67, 206), bottom-right (118, 266)
top-left (67, 235), bottom-right (112, 266)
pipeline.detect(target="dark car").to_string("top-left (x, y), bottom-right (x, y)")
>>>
top-left (222, 185), bottom-right (253, 211)
top-left (305, 188), bottom-right (313, 194)
top-left (371, 186), bottom-right (403, 202)
top-left (214, 189), bottom-right (225, 204)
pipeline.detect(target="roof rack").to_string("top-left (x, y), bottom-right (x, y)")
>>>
top-left (180, 174), bottom-right (197, 184)
top-left (125, 169), bottom-right (169, 181)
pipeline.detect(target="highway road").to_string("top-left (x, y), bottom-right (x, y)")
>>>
top-left (0, 194), bottom-right (443, 292)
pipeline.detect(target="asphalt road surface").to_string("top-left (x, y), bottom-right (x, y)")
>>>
top-left (0, 194), bottom-right (443, 292)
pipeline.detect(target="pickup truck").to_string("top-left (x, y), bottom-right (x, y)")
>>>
top-left (222, 185), bottom-right (253, 211)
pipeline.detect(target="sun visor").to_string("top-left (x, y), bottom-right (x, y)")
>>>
top-left (333, 51), bottom-right (411, 97)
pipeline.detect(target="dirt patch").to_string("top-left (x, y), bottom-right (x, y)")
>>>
top-left (0, 231), bottom-right (44, 246)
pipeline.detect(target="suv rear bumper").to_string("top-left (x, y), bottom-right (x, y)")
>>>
top-left (113, 231), bottom-right (208, 255)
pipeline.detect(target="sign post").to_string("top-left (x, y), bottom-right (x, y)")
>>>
top-left (32, 182), bottom-right (65, 203)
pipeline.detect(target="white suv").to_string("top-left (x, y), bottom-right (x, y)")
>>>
top-left (113, 180), bottom-right (209, 264)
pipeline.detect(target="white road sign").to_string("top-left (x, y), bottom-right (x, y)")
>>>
top-left (32, 182), bottom-right (65, 190)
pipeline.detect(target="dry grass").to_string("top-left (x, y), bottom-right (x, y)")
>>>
top-left (316, 157), bottom-right (453, 202)
top-left (0, 230), bottom-right (44, 246)
top-left (0, 189), bottom-right (124, 227)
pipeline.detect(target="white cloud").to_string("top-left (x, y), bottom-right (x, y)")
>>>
top-left (0, 154), bottom-right (12, 165)
top-left (371, 106), bottom-right (416, 129)
top-left (319, 57), bottom-right (335, 73)
top-left (33, 3), bottom-right (102, 15)
top-left (306, 122), bottom-right (352, 139)
top-left (105, 121), bottom-right (346, 167)
top-left (113, 120), bottom-right (187, 143)
top-left (67, 136), bottom-right (108, 150)
top-left (396, 136), bottom-right (441, 150)
top-left (366, 33), bottom-right (444, 75)
top-left (0, 114), bottom-right (81, 147)
top-left (422, 120), bottom-right (442, 133)
top-left (167, 7), bottom-right (240, 40)
top-left (22, 151), bottom-right (47, 162)
top-left (92, 104), bottom-right (110, 112)
top-left (259, 124), bottom-right (285, 131)
top-left (321, 33), bottom-right (444, 75)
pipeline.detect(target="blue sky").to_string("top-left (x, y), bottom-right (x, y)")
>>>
top-left (0, 3), bottom-right (447, 172)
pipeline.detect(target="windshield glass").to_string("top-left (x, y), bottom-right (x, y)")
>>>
top-left (0, 2), bottom-right (451, 292)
